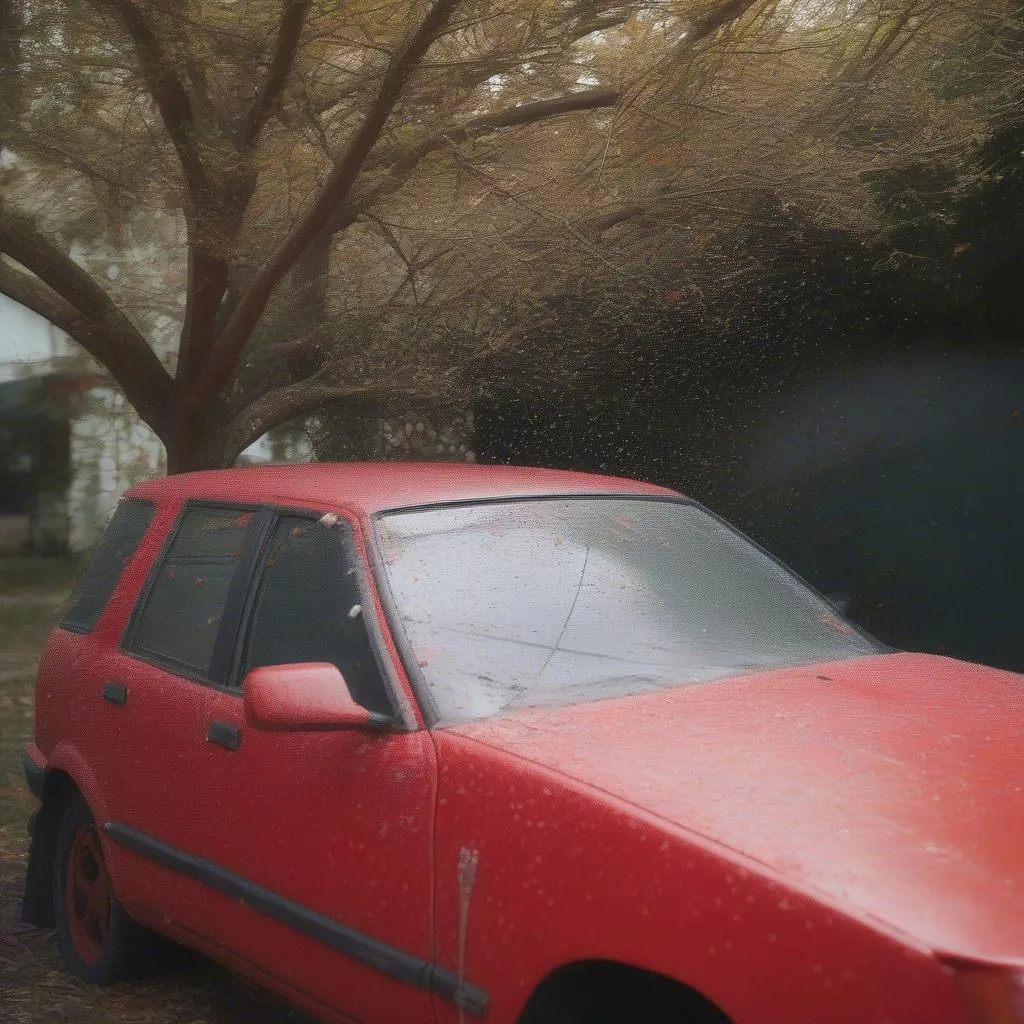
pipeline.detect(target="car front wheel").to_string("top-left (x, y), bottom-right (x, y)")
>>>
top-left (53, 795), bottom-right (149, 984)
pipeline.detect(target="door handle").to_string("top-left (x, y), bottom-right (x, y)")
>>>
top-left (207, 720), bottom-right (241, 751)
top-left (102, 681), bottom-right (128, 706)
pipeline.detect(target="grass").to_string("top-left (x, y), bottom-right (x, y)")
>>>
top-left (0, 559), bottom-right (310, 1024)
top-left (0, 557), bottom-right (84, 595)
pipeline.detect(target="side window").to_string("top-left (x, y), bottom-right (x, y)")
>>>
top-left (61, 499), bottom-right (156, 633)
top-left (241, 514), bottom-right (392, 717)
top-left (127, 507), bottom-right (252, 676)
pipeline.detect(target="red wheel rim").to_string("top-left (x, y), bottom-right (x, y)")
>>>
top-left (65, 823), bottom-right (111, 964)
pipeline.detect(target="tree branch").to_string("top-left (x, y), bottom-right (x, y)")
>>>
top-left (163, 2), bottom-right (316, 397)
top-left (194, 0), bottom-right (462, 416)
top-left (427, 86), bottom-right (621, 146)
top-left (11, 135), bottom-right (122, 188)
top-left (240, 0), bottom-right (312, 149)
top-left (176, 244), bottom-right (231, 392)
top-left (0, 254), bottom-right (172, 441)
top-left (0, 0), bottom-right (23, 132)
top-left (584, 203), bottom-right (648, 235)
top-left (221, 363), bottom-right (417, 463)
top-left (403, 6), bottom-right (631, 114)
top-left (325, 86), bottom-right (621, 235)
top-left (178, 0), bottom-right (315, 357)
top-left (259, 87), bottom-right (627, 377)
top-left (100, 0), bottom-right (213, 211)
top-left (681, 0), bottom-right (761, 51)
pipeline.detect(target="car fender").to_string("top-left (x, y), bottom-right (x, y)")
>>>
top-left (21, 739), bottom-right (110, 928)
top-left (429, 731), bottom-right (969, 1024)
top-left (46, 739), bottom-right (111, 824)
top-left (41, 740), bottom-right (134, 894)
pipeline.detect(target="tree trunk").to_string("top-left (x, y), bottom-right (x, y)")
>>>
top-left (162, 235), bottom-right (331, 475)
top-left (166, 434), bottom-right (226, 473)
top-left (166, 398), bottom-right (225, 473)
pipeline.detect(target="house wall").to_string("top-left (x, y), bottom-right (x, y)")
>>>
top-left (3, 293), bottom-right (474, 551)
top-left (66, 389), bottom-right (166, 551)
top-left (1, 296), bottom-right (166, 552)
top-left (0, 295), bottom-right (66, 376)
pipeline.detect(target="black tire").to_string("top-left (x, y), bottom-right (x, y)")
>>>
top-left (518, 962), bottom-right (731, 1024)
top-left (52, 795), bottom-right (151, 984)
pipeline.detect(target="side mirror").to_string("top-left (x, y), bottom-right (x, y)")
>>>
top-left (244, 662), bottom-right (374, 732)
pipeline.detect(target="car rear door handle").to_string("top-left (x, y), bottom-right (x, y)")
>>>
top-left (207, 720), bottom-right (241, 752)
top-left (102, 681), bottom-right (128, 706)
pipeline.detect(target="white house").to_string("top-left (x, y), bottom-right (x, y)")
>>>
top-left (0, 295), bottom-right (169, 552)
top-left (1, 278), bottom-right (479, 553)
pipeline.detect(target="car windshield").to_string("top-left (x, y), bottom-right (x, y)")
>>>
top-left (376, 497), bottom-right (881, 724)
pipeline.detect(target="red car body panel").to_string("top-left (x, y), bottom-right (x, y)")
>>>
top-left (198, 682), bottom-right (438, 1022)
top-left (34, 502), bottom-right (212, 933)
top-left (22, 464), bottom-right (1022, 1024)
top-left (446, 651), bottom-right (1024, 962)
top-left (429, 729), bottom-right (969, 1024)
top-left (122, 462), bottom-right (677, 515)
top-left (446, 652), bottom-right (1024, 967)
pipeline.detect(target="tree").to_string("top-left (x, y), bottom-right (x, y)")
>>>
top-left (0, 0), bottom-right (1013, 471)
top-left (282, 0), bottom-right (1006, 437)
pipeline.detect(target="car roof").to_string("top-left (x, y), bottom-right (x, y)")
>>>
top-left (125, 462), bottom-right (679, 515)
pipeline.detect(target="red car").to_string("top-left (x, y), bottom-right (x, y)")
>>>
top-left (20, 463), bottom-right (1024, 1024)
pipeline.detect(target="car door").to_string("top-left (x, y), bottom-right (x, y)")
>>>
top-left (40, 497), bottom-right (209, 928)
top-left (195, 507), bottom-right (439, 1023)
top-left (101, 502), bottom-right (258, 938)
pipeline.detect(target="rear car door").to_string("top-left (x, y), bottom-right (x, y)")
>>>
top-left (31, 496), bottom-right (216, 935)
top-left (102, 503), bottom-right (258, 938)
top-left (195, 508), bottom-right (441, 1023)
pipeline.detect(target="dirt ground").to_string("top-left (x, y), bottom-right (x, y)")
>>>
top-left (0, 559), bottom-right (309, 1024)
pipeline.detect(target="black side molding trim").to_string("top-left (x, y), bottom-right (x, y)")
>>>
top-left (21, 749), bottom-right (45, 801)
top-left (427, 964), bottom-right (491, 1016)
top-left (103, 822), bottom-right (488, 1015)
top-left (103, 681), bottom-right (128, 706)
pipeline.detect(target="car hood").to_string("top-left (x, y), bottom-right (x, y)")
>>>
top-left (447, 652), bottom-right (1024, 962)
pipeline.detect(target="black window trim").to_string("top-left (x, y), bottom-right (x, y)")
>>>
top-left (60, 497), bottom-right (158, 636)
top-left (123, 498), bottom-right (406, 724)
top-left (369, 491), bottom-right (892, 730)
top-left (120, 500), bottom-right (271, 689)
top-left (222, 505), bottom-right (403, 727)
top-left (208, 508), bottom-right (276, 684)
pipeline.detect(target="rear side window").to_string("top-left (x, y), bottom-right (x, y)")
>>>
top-left (127, 507), bottom-right (251, 676)
top-left (61, 499), bottom-right (155, 633)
